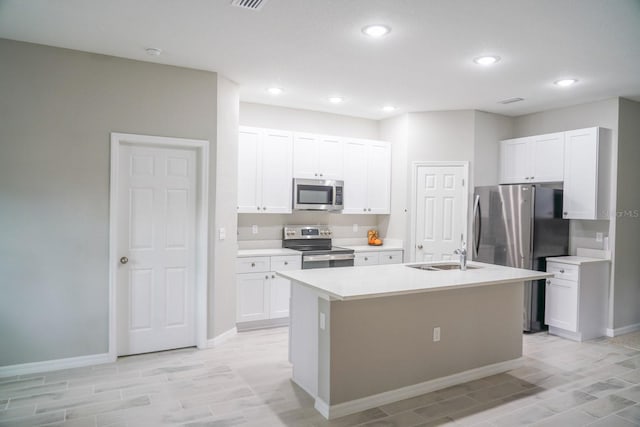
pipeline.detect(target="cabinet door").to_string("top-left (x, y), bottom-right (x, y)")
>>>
top-left (293, 133), bottom-right (318, 179)
top-left (530, 132), bottom-right (565, 182)
top-left (342, 139), bottom-right (369, 214)
top-left (563, 128), bottom-right (599, 219)
top-left (237, 127), bottom-right (261, 213)
top-left (354, 252), bottom-right (379, 266)
top-left (367, 141), bottom-right (391, 214)
top-left (317, 135), bottom-right (344, 180)
top-left (378, 250), bottom-right (403, 265)
top-left (499, 138), bottom-right (531, 184)
top-left (237, 273), bottom-right (269, 322)
top-left (261, 130), bottom-right (293, 213)
top-left (269, 275), bottom-right (291, 319)
top-left (545, 278), bottom-right (578, 332)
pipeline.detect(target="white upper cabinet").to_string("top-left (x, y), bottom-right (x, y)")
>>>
top-left (343, 139), bottom-right (391, 214)
top-left (293, 133), bottom-right (344, 180)
top-left (238, 127), bottom-right (293, 214)
top-left (531, 132), bottom-right (565, 182)
top-left (500, 133), bottom-right (564, 184)
top-left (500, 137), bottom-right (531, 183)
top-left (562, 127), bottom-right (610, 220)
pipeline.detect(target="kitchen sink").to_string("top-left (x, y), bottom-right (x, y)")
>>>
top-left (407, 263), bottom-right (481, 271)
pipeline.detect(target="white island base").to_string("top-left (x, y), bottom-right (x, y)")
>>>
top-left (283, 262), bottom-right (551, 419)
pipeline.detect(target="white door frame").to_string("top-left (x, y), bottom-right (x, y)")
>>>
top-left (108, 132), bottom-right (209, 360)
top-left (409, 161), bottom-right (470, 262)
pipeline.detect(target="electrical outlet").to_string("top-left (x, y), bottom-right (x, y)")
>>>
top-left (319, 312), bottom-right (326, 330)
top-left (218, 227), bottom-right (226, 240)
top-left (252, 225), bottom-right (259, 234)
top-left (596, 232), bottom-right (603, 242)
top-left (352, 224), bottom-right (358, 233)
top-left (433, 327), bottom-right (441, 342)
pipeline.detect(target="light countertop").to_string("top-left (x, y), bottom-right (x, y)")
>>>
top-left (237, 248), bottom-right (301, 258)
top-left (546, 256), bottom-right (610, 265)
top-left (277, 261), bottom-right (551, 301)
top-left (337, 244), bottom-right (404, 252)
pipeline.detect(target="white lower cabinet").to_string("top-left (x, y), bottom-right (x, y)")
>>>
top-left (545, 258), bottom-right (610, 341)
top-left (354, 250), bottom-right (403, 266)
top-left (236, 255), bottom-right (301, 327)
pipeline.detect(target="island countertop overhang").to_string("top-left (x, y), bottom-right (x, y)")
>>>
top-left (276, 261), bottom-right (553, 301)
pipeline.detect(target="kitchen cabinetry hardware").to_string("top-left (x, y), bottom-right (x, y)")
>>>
top-left (120, 256), bottom-right (128, 264)
top-left (417, 244), bottom-right (423, 249)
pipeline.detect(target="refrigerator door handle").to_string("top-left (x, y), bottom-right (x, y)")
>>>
top-left (473, 194), bottom-right (481, 258)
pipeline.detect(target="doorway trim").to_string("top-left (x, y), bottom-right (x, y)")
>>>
top-left (409, 161), bottom-right (470, 262)
top-left (108, 132), bottom-right (209, 360)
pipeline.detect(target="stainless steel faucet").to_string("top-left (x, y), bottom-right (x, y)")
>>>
top-left (454, 237), bottom-right (468, 271)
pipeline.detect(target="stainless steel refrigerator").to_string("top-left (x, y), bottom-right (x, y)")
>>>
top-left (472, 184), bottom-right (569, 332)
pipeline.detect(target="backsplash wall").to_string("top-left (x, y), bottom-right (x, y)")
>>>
top-left (237, 213), bottom-right (380, 242)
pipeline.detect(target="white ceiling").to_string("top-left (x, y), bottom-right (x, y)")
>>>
top-left (1, 0), bottom-right (639, 119)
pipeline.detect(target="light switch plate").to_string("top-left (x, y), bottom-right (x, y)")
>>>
top-left (596, 232), bottom-right (603, 242)
top-left (219, 227), bottom-right (226, 240)
top-left (319, 312), bottom-right (326, 330)
top-left (252, 225), bottom-right (259, 234)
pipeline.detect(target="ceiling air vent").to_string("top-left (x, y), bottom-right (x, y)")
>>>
top-left (231, 0), bottom-right (268, 11)
top-left (498, 97), bottom-right (525, 105)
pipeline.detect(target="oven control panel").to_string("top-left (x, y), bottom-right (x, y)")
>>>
top-left (283, 225), bottom-right (333, 239)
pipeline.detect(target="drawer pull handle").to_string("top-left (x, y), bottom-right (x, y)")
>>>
top-left (265, 275), bottom-right (269, 279)
top-left (272, 274), bottom-right (275, 279)
top-left (389, 256), bottom-right (392, 259)
top-left (284, 261), bottom-right (288, 265)
top-left (364, 257), bottom-right (368, 261)
top-left (546, 279), bottom-right (551, 285)
top-left (560, 269), bottom-right (565, 273)
top-left (251, 262), bottom-right (255, 267)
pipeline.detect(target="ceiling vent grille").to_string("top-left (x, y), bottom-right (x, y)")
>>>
top-left (231, 0), bottom-right (268, 11)
top-left (498, 97), bottom-right (525, 105)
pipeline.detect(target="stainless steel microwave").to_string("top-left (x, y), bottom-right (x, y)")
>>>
top-left (293, 178), bottom-right (344, 211)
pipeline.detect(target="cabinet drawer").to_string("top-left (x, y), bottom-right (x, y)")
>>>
top-left (271, 255), bottom-right (301, 271)
top-left (237, 256), bottom-right (270, 274)
top-left (378, 250), bottom-right (403, 265)
top-left (547, 262), bottom-right (579, 282)
top-left (355, 252), bottom-right (379, 266)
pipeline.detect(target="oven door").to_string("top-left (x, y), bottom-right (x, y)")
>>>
top-left (302, 253), bottom-right (355, 269)
top-left (293, 178), bottom-right (339, 211)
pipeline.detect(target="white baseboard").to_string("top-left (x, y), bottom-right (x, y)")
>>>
top-left (606, 322), bottom-right (640, 337)
top-left (207, 327), bottom-right (238, 348)
top-left (0, 353), bottom-right (114, 378)
top-left (317, 357), bottom-right (523, 420)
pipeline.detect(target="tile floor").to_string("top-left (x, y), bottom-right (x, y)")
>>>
top-left (1, 328), bottom-right (640, 426)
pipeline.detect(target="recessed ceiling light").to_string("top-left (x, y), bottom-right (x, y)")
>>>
top-left (473, 56), bottom-right (500, 66)
top-left (382, 105), bottom-right (396, 112)
top-left (362, 24), bottom-right (391, 38)
top-left (328, 96), bottom-right (344, 104)
top-left (554, 78), bottom-right (578, 87)
top-left (145, 47), bottom-right (162, 56)
top-left (267, 87), bottom-right (283, 95)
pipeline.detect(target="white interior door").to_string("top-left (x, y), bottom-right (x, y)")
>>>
top-left (116, 144), bottom-right (197, 356)
top-left (414, 164), bottom-right (468, 262)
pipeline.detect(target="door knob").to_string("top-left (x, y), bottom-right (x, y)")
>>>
top-left (120, 257), bottom-right (129, 264)
top-left (417, 245), bottom-right (423, 249)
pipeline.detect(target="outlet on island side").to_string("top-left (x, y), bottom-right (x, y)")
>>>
top-left (433, 327), bottom-right (441, 342)
top-left (252, 225), bottom-right (259, 234)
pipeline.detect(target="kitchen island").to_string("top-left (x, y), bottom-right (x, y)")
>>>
top-left (277, 261), bottom-right (552, 419)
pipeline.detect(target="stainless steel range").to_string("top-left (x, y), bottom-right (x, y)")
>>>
top-left (283, 225), bottom-right (355, 269)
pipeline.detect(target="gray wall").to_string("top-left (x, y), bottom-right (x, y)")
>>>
top-left (238, 102), bottom-right (381, 244)
top-left (212, 77), bottom-right (240, 337)
top-left (473, 111), bottom-right (514, 187)
top-left (613, 98), bottom-right (640, 329)
top-left (0, 39), bottom-right (219, 365)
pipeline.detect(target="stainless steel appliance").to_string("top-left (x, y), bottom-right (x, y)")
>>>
top-left (473, 184), bottom-right (569, 332)
top-left (283, 225), bottom-right (354, 269)
top-left (292, 178), bottom-right (344, 212)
